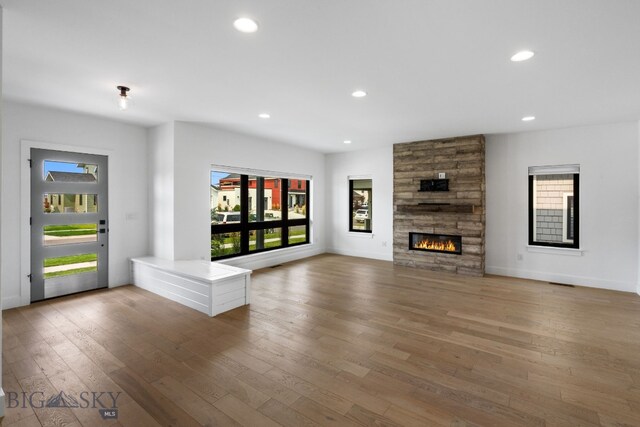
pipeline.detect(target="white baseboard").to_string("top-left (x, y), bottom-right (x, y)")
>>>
top-left (109, 282), bottom-right (130, 289)
top-left (218, 244), bottom-right (325, 271)
top-left (326, 247), bottom-right (393, 262)
top-left (486, 266), bottom-right (636, 293)
top-left (2, 295), bottom-right (23, 310)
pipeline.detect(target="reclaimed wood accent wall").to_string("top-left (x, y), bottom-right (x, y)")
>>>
top-left (393, 135), bottom-right (485, 276)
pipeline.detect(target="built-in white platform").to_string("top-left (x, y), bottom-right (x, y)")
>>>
top-left (130, 257), bottom-right (251, 317)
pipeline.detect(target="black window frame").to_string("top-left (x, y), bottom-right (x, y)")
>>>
top-left (349, 178), bottom-right (372, 233)
top-left (211, 175), bottom-right (310, 260)
top-left (528, 173), bottom-right (579, 249)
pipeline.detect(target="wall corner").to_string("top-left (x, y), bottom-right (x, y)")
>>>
top-left (637, 120), bottom-right (640, 296)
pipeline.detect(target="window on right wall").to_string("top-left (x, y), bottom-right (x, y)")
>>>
top-left (528, 165), bottom-right (579, 249)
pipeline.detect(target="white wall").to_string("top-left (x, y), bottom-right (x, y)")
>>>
top-left (148, 122), bottom-right (175, 260)
top-left (325, 146), bottom-right (393, 261)
top-left (147, 121), bottom-right (326, 269)
top-left (0, 6), bottom-right (5, 416)
top-left (486, 121), bottom-right (639, 292)
top-left (1, 101), bottom-right (149, 308)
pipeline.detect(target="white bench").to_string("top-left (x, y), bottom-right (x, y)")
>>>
top-left (130, 257), bottom-right (251, 317)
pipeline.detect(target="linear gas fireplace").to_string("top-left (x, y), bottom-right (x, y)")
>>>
top-left (409, 232), bottom-right (462, 255)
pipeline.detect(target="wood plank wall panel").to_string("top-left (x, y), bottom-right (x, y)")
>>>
top-left (393, 135), bottom-right (486, 275)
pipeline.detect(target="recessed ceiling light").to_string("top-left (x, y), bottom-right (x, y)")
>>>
top-left (511, 50), bottom-right (535, 62)
top-left (343, 140), bottom-right (352, 144)
top-left (234, 17), bottom-right (259, 33)
top-left (522, 116), bottom-right (536, 121)
top-left (258, 113), bottom-right (270, 119)
top-left (351, 90), bottom-right (367, 98)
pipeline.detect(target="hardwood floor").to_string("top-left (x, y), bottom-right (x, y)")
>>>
top-left (3, 253), bottom-right (640, 426)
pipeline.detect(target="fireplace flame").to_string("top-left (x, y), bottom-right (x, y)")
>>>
top-left (414, 239), bottom-right (458, 252)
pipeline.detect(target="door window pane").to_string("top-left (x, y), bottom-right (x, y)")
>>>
top-left (249, 228), bottom-right (282, 252)
top-left (43, 194), bottom-right (98, 213)
top-left (43, 224), bottom-right (97, 246)
top-left (43, 253), bottom-right (97, 279)
top-left (44, 160), bottom-right (98, 182)
top-left (211, 232), bottom-right (241, 258)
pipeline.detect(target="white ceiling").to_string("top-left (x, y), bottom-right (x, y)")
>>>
top-left (3, 0), bottom-right (640, 153)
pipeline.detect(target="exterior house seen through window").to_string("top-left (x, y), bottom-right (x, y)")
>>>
top-left (350, 178), bottom-right (372, 233)
top-left (528, 165), bottom-right (579, 249)
top-left (210, 170), bottom-right (310, 259)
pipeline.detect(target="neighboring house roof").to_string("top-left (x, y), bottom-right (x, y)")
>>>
top-left (46, 172), bottom-right (97, 183)
top-left (222, 173), bottom-right (241, 179)
top-left (211, 185), bottom-right (220, 190)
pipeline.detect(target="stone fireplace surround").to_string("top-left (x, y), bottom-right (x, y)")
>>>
top-left (393, 135), bottom-right (485, 276)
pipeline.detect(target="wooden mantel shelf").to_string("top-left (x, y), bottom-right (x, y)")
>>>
top-left (397, 204), bottom-right (477, 214)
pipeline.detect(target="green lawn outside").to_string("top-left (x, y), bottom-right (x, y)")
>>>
top-left (43, 224), bottom-right (97, 236)
top-left (211, 228), bottom-right (307, 257)
top-left (215, 229), bottom-right (305, 245)
top-left (44, 253), bottom-right (97, 268)
top-left (45, 230), bottom-right (97, 237)
top-left (44, 266), bottom-right (97, 279)
top-left (249, 239), bottom-right (283, 251)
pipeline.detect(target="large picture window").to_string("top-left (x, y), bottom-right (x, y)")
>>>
top-left (528, 165), bottom-right (579, 249)
top-left (211, 170), bottom-right (310, 260)
top-left (349, 178), bottom-right (372, 232)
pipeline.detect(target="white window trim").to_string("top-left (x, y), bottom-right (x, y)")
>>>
top-left (526, 245), bottom-right (584, 256)
top-left (211, 164), bottom-right (311, 181)
top-left (529, 165), bottom-right (580, 250)
top-left (528, 164), bottom-right (580, 175)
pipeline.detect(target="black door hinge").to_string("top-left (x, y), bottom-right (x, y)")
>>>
top-left (30, 217), bottom-right (32, 226)
top-left (28, 274), bottom-right (32, 283)
top-left (28, 158), bottom-right (32, 168)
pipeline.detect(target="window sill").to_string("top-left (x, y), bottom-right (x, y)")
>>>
top-left (348, 231), bottom-right (374, 238)
top-left (526, 245), bottom-right (584, 256)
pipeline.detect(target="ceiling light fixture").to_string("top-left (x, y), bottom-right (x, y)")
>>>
top-left (258, 113), bottom-right (270, 119)
top-left (234, 17), bottom-right (259, 33)
top-left (522, 116), bottom-right (536, 121)
top-left (343, 140), bottom-right (352, 144)
top-left (351, 90), bottom-right (367, 98)
top-left (117, 86), bottom-right (130, 110)
top-left (510, 50), bottom-right (535, 62)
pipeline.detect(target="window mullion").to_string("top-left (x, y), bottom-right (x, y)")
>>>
top-left (240, 175), bottom-right (249, 254)
top-left (282, 179), bottom-right (289, 247)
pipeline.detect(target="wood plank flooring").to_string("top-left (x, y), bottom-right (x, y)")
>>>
top-left (4, 253), bottom-right (640, 426)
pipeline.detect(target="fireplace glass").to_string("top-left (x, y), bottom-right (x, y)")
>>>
top-left (409, 232), bottom-right (462, 255)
